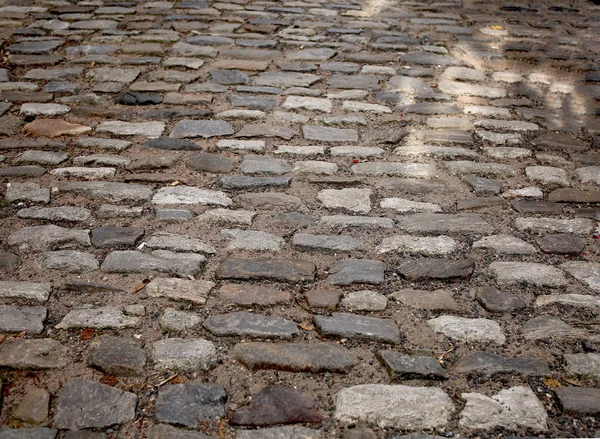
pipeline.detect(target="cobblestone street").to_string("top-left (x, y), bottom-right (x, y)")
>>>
top-left (0, 0), bottom-right (600, 437)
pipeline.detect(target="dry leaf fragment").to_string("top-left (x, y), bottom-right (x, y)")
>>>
top-left (491, 25), bottom-right (503, 30)
top-left (0, 334), bottom-right (5, 343)
top-left (16, 331), bottom-right (26, 338)
top-left (564, 378), bottom-right (583, 386)
top-left (81, 328), bottom-right (96, 340)
top-left (543, 377), bottom-right (563, 388)
top-left (298, 322), bottom-right (314, 331)
top-left (100, 375), bottom-right (119, 386)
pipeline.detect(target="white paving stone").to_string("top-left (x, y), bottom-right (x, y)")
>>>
top-left (428, 315), bottom-right (506, 344)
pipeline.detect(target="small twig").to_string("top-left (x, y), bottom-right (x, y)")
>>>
top-left (156, 374), bottom-right (178, 387)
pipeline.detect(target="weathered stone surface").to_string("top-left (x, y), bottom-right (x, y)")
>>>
top-left (328, 259), bottom-right (385, 285)
top-left (314, 313), bottom-right (400, 344)
top-left (537, 233), bottom-right (585, 254)
top-left (216, 258), bottom-right (316, 282)
top-left (452, 352), bottom-right (550, 376)
top-left (223, 228), bottom-right (284, 252)
top-left (378, 351), bottom-right (446, 380)
top-left (102, 250), bottom-right (205, 277)
top-left (565, 353), bottom-right (600, 378)
top-left (475, 286), bottom-right (526, 312)
top-left (149, 424), bottom-right (213, 439)
top-left (91, 227), bottom-right (144, 248)
top-left (56, 307), bottom-right (140, 330)
top-left (378, 236), bottom-right (456, 256)
top-left (60, 182), bottom-right (152, 202)
top-left (335, 385), bottom-right (454, 429)
top-left (17, 206), bottom-right (90, 222)
top-left (204, 312), bottom-right (299, 339)
top-left (398, 213), bottom-right (493, 236)
top-left (232, 342), bottom-right (357, 373)
top-left (536, 294), bottom-right (600, 309)
top-left (0, 428), bottom-right (58, 439)
top-left (146, 278), bottom-right (214, 305)
top-left (146, 233), bottom-right (215, 255)
top-left (306, 289), bottom-right (343, 310)
top-left (554, 388), bottom-right (600, 414)
top-left (237, 124), bottom-right (295, 140)
top-left (561, 261), bottom-right (600, 291)
top-left (0, 306), bottom-right (46, 334)
top-left (188, 151), bottom-right (236, 173)
top-left (0, 339), bottom-right (68, 369)
top-left (392, 289), bottom-right (458, 311)
top-left (6, 182), bottom-right (50, 203)
top-left (39, 250), bottom-right (99, 273)
top-left (145, 138), bottom-right (201, 151)
top-left (232, 385), bottom-right (322, 426)
top-left (160, 308), bottom-right (201, 332)
top-left (490, 262), bottom-right (567, 287)
top-left (170, 119), bottom-right (234, 138)
top-left (0, 281), bottom-right (51, 302)
top-left (0, 251), bottom-right (20, 270)
top-left (352, 162), bottom-right (436, 178)
top-left (153, 186), bottom-right (232, 206)
top-left (548, 188), bottom-right (600, 203)
top-left (155, 383), bottom-right (226, 427)
top-left (523, 316), bottom-right (589, 341)
top-left (397, 258), bottom-right (475, 280)
top-left (460, 387), bottom-right (547, 431)
top-left (319, 215), bottom-right (393, 230)
top-left (152, 338), bottom-right (217, 371)
top-left (302, 125), bottom-right (358, 143)
top-left (293, 233), bottom-right (364, 252)
top-left (12, 387), bottom-right (50, 425)
top-left (428, 316), bottom-right (506, 344)
top-left (218, 284), bottom-right (288, 307)
top-left (234, 193), bottom-right (304, 211)
top-left (236, 426), bottom-right (321, 439)
top-left (472, 234), bottom-right (536, 255)
top-left (55, 379), bottom-right (137, 430)
top-left (317, 188), bottom-right (371, 214)
top-left (342, 290), bottom-right (387, 311)
top-left (87, 336), bottom-right (146, 376)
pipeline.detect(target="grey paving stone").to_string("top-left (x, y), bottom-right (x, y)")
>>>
top-left (564, 353), bottom-right (600, 378)
top-left (548, 188), bottom-right (600, 203)
top-left (523, 316), bottom-right (589, 341)
top-left (335, 384), bottom-right (454, 429)
top-left (342, 290), bottom-right (387, 311)
top-left (204, 312), bottom-right (299, 339)
top-left (16, 150), bottom-right (68, 165)
top-left (91, 227), bottom-right (144, 248)
top-left (187, 151), bottom-right (236, 173)
top-left (475, 286), bottom-right (526, 312)
top-left (56, 307), bottom-right (140, 330)
top-left (155, 383), bottom-right (226, 427)
top-left (396, 258), bottom-right (475, 280)
top-left (144, 138), bottom-right (201, 151)
top-left (152, 338), bottom-right (216, 371)
top-left (302, 125), bottom-right (358, 142)
top-left (537, 234), bottom-right (585, 254)
top-left (5, 183), bottom-right (50, 203)
top-left (329, 74), bottom-right (378, 89)
top-left (0, 339), bottom-right (68, 369)
top-left (241, 156), bottom-right (291, 175)
top-left (12, 387), bottom-right (50, 425)
top-left (460, 387), bottom-right (547, 431)
top-left (216, 258), bottom-right (315, 282)
top-left (351, 162), bottom-right (437, 178)
top-left (153, 186), bottom-right (232, 206)
top-left (398, 213), bottom-right (493, 236)
top-left (60, 181), bottom-right (152, 202)
top-left (319, 215), bottom-right (393, 230)
top-left (0, 306), bottom-right (46, 334)
top-left (254, 72), bottom-right (321, 88)
top-left (218, 284), bottom-right (289, 307)
top-left (160, 308), bottom-right (202, 332)
top-left (232, 342), bottom-right (358, 373)
top-left (0, 281), bottom-right (51, 302)
top-left (55, 379), bottom-right (137, 430)
top-left (536, 294), bottom-right (600, 309)
top-left (328, 259), bottom-right (385, 285)
top-left (554, 388), bottom-right (600, 414)
top-left (87, 335), bottom-right (146, 376)
top-left (148, 424), bottom-right (213, 439)
top-left (230, 95), bottom-right (276, 109)
top-left (170, 119), bottom-right (234, 138)
top-left (451, 352), bottom-right (550, 376)
top-left (314, 313), bottom-right (400, 344)
top-left (0, 428), bottom-right (57, 439)
top-left (236, 426), bottom-right (321, 439)
top-left (472, 234), bottom-right (537, 255)
top-left (222, 229), bottom-right (285, 252)
top-left (0, 165), bottom-right (46, 178)
top-left (428, 315), bottom-right (506, 344)
top-left (237, 124), bottom-right (295, 140)
top-left (378, 351), bottom-right (446, 380)
top-left (514, 217), bottom-right (594, 235)
top-left (146, 233), bottom-right (215, 255)
top-left (39, 250), bottom-right (98, 273)
top-left (101, 250), bottom-right (205, 277)
top-left (490, 262), bottom-right (567, 287)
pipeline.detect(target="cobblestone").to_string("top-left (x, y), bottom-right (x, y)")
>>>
top-left (2, 0), bottom-right (599, 436)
